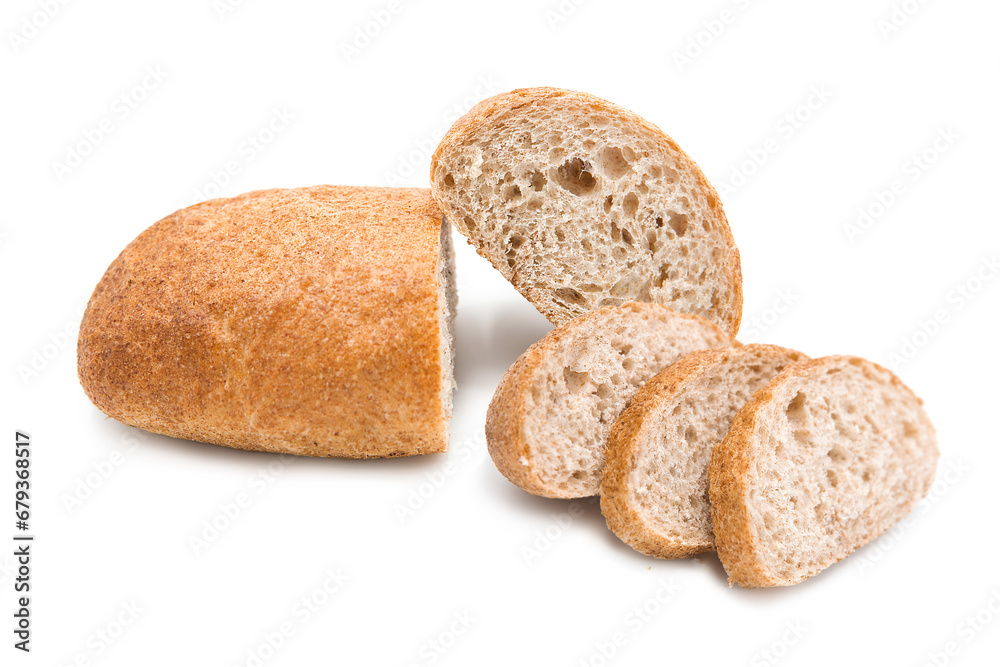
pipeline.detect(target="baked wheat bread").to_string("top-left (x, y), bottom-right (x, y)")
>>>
top-left (486, 302), bottom-right (733, 498)
top-left (602, 345), bottom-right (808, 558)
top-left (430, 87), bottom-right (743, 335)
top-left (709, 356), bottom-right (938, 587)
top-left (78, 186), bottom-right (457, 458)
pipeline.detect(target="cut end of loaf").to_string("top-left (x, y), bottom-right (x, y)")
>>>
top-left (437, 217), bottom-right (458, 446)
top-left (430, 87), bottom-right (742, 336)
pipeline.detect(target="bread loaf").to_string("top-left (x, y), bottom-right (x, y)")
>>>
top-left (78, 186), bottom-right (457, 458)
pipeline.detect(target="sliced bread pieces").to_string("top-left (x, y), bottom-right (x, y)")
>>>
top-left (602, 345), bottom-right (808, 558)
top-left (709, 356), bottom-right (939, 587)
top-left (430, 87), bottom-right (743, 335)
top-left (486, 302), bottom-right (733, 499)
top-left (78, 186), bottom-right (457, 458)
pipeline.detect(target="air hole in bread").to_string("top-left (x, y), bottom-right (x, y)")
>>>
top-left (443, 173), bottom-right (455, 187)
top-left (622, 192), bottom-right (639, 217)
top-left (509, 234), bottom-right (527, 250)
top-left (502, 185), bottom-right (521, 202)
top-left (554, 158), bottom-right (598, 196)
top-left (610, 221), bottom-right (622, 243)
top-left (603, 195), bottom-right (613, 213)
top-left (668, 212), bottom-right (688, 237)
top-left (646, 229), bottom-right (658, 254)
top-left (828, 445), bottom-right (849, 464)
top-left (463, 215), bottom-right (477, 232)
top-left (596, 146), bottom-right (631, 179)
top-left (563, 367), bottom-right (590, 393)
top-left (530, 171), bottom-right (547, 192)
top-left (554, 287), bottom-right (587, 306)
top-left (653, 263), bottom-right (671, 288)
top-left (555, 227), bottom-right (566, 242)
top-left (786, 392), bottom-right (809, 426)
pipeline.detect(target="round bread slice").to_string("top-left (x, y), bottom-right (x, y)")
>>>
top-left (709, 356), bottom-right (939, 587)
top-left (78, 186), bottom-right (457, 458)
top-left (601, 345), bottom-right (809, 558)
top-left (486, 302), bottom-right (733, 499)
top-left (430, 87), bottom-right (742, 336)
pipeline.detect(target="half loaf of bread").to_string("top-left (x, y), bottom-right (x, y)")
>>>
top-left (709, 356), bottom-right (938, 587)
top-left (486, 302), bottom-right (733, 498)
top-left (601, 344), bottom-right (808, 558)
top-left (430, 87), bottom-right (743, 335)
top-left (78, 186), bottom-right (457, 458)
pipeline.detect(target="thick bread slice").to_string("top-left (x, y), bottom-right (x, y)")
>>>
top-left (78, 186), bottom-right (457, 458)
top-left (602, 345), bottom-right (808, 558)
top-left (486, 302), bottom-right (733, 498)
top-left (709, 356), bottom-right (938, 587)
top-left (430, 87), bottom-right (742, 335)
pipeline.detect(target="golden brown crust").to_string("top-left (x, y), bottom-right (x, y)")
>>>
top-left (78, 186), bottom-right (451, 458)
top-left (709, 356), bottom-right (937, 587)
top-left (485, 302), bottom-right (731, 499)
top-left (430, 87), bottom-right (743, 337)
top-left (602, 345), bottom-right (807, 559)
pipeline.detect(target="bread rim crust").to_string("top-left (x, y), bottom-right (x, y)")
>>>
top-left (429, 86), bottom-right (744, 337)
top-left (601, 344), bottom-right (808, 559)
top-left (485, 302), bottom-right (731, 499)
top-left (708, 355), bottom-right (939, 587)
top-left (78, 185), bottom-right (452, 459)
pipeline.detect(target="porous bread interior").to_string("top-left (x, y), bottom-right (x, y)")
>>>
top-left (432, 92), bottom-right (739, 332)
top-left (743, 358), bottom-right (937, 584)
top-left (437, 218), bottom-right (458, 439)
top-left (630, 347), bottom-right (803, 550)
top-left (524, 306), bottom-right (731, 497)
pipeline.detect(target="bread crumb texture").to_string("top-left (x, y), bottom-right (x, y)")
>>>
top-left (431, 87), bottom-right (743, 335)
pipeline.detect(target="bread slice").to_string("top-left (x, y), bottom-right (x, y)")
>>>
top-left (601, 345), bottom-right (808, 558)
top-left (709, 356), bottom-right (938, 587)
top-left (486, 302), bottom-right (733, 498)
top-left (78, 186), bottom-right (457, 458)
top-left (430, 87), bottom-right (743, 336)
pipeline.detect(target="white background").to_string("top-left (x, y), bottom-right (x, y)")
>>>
top-left (2, 0), bottom-right (999, 665)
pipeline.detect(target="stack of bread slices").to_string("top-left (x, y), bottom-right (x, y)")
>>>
top-left (78, 87), bottom-right (937, 588)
